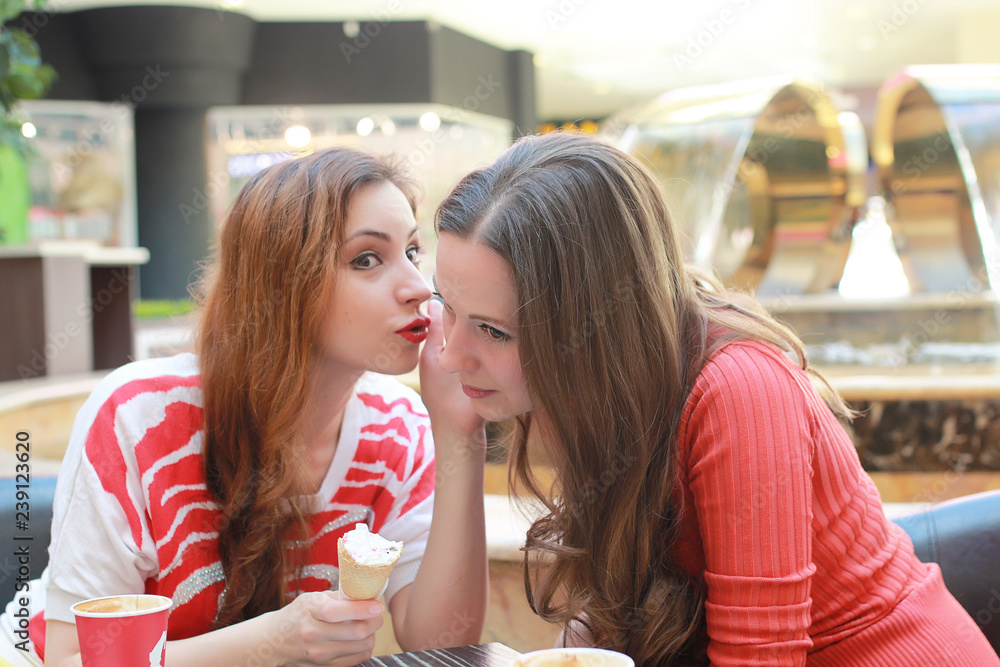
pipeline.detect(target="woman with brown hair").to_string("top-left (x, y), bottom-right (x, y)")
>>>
top-left (431, 131), bottom-right (998, 666)
top-left (33, 147), bottom-right (488, 666)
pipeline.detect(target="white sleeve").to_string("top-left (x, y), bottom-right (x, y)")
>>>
top-left (365, 380), bottom-right (437, 605)
top-left (44, 366), bottom-right (162, 624)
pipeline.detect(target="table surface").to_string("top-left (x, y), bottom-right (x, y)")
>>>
top-left (361, 643), bottom-right (521, 666)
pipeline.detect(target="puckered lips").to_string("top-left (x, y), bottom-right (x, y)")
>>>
top-left (395, 317), bottom-right (431, 344)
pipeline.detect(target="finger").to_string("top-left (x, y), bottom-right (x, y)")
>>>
top-left (301, 637), bottom-right (376, 666)
top-left (426, 298), bottom-right (444, 349)
top-left (329, 647), bottom-right (376, 667)
top-left (420, 301), bottom-right (445, 377)
top-left (306, 616), bottom-right (384, 645)
top-left (309, 594), bottom-right (383, 624)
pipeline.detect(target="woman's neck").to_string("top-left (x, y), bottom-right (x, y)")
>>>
top-left (300, 360), bottom-right (365, 494)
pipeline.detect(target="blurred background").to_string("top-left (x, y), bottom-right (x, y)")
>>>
top-left (2, 0), bottom-right (1000, 654)
top-left (2, 0), bottom-right (999, 475)
top-left (33, 0), bottom-right (1000, 121)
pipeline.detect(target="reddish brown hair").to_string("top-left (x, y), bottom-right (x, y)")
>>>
top-left (194, 147), bottom-right (417, 626)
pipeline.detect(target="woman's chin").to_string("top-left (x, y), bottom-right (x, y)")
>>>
top-left (381, 361), bottom-right (419, 377)
top-left (474, 403), bottom-right (526, 424)
top-left (366, 355), bottom-right (419, 378)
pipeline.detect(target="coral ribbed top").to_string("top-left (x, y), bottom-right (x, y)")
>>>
top-left (674, 340), bottom-right (998, 666)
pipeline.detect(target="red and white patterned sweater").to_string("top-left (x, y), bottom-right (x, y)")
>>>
top-left (43, 354), bottom-right (435, 640)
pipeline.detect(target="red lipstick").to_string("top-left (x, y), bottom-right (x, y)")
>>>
top-left (396, 317), bottom-right (430, 344)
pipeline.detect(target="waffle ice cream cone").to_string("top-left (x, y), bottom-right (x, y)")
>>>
top-left (337, 523), bottom-right (403, 600)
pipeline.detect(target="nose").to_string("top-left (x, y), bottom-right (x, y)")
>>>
top-left (397, 261), bottom-right (432, 305)
top-left (438, 311), bottom-right (478, 374)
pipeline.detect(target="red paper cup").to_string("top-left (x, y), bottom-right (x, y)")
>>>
top-left (72, 594), bottom-right (172, 667)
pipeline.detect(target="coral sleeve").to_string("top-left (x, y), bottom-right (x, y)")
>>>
top-left (683, 343), bottom-right (818, 666)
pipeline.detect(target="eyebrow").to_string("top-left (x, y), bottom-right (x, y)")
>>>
top-left (432, 275), bottom-right (515, 330)
top-left (346, 225), bottom-right (420, 242)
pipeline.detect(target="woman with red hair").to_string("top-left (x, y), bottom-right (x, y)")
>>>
top-left (35, 147), bottom-right (487, 666)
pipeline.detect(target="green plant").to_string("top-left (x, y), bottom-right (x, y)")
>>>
top-left (133, 299), bottom-right (197, 320)
top-left (1, 0), bottom-right (57, 152)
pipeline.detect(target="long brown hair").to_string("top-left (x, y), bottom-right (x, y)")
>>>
top-left (194, 147), bottom-right (417, 627)
top-left (435, 132), bottom-right (849, 666)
